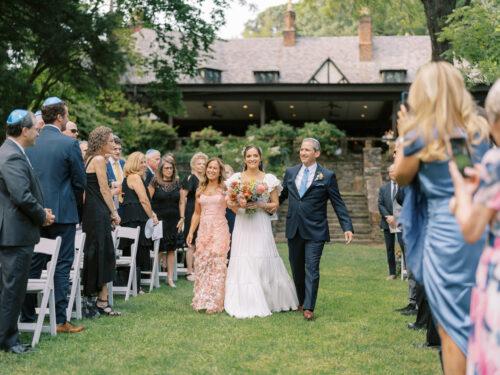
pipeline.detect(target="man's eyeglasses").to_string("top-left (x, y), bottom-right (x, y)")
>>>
top-left (70, 129), bottom-right (78, 134)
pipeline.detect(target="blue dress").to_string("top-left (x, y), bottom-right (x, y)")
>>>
top-left (403, 135), bottom-right (489, 354)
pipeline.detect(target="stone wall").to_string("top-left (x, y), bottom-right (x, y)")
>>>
top-left (363, 144), bottom-right (383, 242)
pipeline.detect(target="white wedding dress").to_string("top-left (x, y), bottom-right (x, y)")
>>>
top-left (224, 173), bottom-right (298, 318)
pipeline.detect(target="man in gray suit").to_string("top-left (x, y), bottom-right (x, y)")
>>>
top-left (0, 110), bottom-right (55, 354)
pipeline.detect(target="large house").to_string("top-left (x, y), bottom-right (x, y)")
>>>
top-left (124, 3), bottom-right (435, 136)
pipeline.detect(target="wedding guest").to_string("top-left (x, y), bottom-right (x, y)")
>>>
top-left (181, 152), bottom-right (208, 281)
top-left (187, 158), bottom-right (230, 314)
top-left (22, 97), bottom-right (86, 334)
top-left (149, 156), bottom-right (185, 288)
top-left (449, 79), bottom-right (500, 374)
top-left (106, 136), bottom-right (125, 210)
top-left (0, 110), bottom-right (55, 354)
top-left (394, 61), bottom-right (490, 374)
top-left (121, 152), bottom-right (158, 293)
top-left (378, 164), bottom-right (405, 280)
top-left (145, 149), bottom-right (161, 186)
top-left (63, 121), bottom-right (78, 139)
top-left (81, 126), bottom-right (121, 316)
top-left (79, 141), bottom-right (88, 159)
top-left (34, 110), bottom-right (44, 131)
top-left (224, 164), bottom-right (236, 236)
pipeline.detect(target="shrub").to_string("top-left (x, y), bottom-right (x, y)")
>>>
top-left (296, 119), bottom-right (345, 157)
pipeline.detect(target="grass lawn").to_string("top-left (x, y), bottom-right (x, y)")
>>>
top-left (1, 244), bottom-right (441, 374)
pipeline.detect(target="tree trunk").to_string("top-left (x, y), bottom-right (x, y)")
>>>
top-left (420, 0), bottom-right (469, 61)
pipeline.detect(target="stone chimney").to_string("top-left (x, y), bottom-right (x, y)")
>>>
top-left (358, 10), bottom-right (372, 61)
top-left (283, 0), bottom-right (296, 47)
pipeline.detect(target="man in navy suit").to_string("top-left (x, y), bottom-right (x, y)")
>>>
top-left (21, 97), bottom-right (86, 333)
top-left (280, 138), bottom-right (353, 320)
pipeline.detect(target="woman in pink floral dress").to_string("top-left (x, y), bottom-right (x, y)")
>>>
top-left (186, 158), bottom-right (230, 314)
top-left (450, 80), bottom-right (500, 374)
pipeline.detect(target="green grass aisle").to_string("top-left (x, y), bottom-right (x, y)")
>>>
top-left (0, 244), bottom-right (441, 374)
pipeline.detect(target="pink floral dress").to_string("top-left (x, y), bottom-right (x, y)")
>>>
top-left (467, 148), bottom-right (500, 375)
top-left (191, 191), bottom-right (230, 313)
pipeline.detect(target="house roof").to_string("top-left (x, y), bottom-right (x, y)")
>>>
top-left (124, 28), bottom-right (432, 86)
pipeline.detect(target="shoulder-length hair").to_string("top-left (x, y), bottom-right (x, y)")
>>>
top-left (400, 61), bottom-right (489, 162)
top-left (190, 152), bottom-right (209, 170)
top-left (198, 157), bottom-right (226, 194)
top-left (85, 126), bottom-right (113, 163)
top-left (152, 155), bottom-right (178, 187)
top-left (124, 151), bottom-right (146, 177)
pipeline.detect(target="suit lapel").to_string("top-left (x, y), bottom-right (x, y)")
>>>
top-left (290, 165), bottom-right (301, 198)
top-left (303, 164), bottom-right (324, 197)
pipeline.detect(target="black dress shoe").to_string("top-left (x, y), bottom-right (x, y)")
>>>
top-left (414, 342), bottom-right (441, 350)
top-left (401, 307), bottom-right (418, 316)
top-left (5, 344), bottom-right (32, 354)
top-left (395, 303), bottom-right (415, 312)
top-left (407, 322), bottom-right (425, 330)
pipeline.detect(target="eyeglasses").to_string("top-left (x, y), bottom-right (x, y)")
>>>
top-left (70, 129), bottom-right (78, 134)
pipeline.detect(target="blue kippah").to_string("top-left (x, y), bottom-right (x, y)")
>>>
top-left (6, 109), bottom-right (29, 126)
top-left (43, 97), bottom-right (63, 107)
top-left (34, 110), bottom-right (42, 117)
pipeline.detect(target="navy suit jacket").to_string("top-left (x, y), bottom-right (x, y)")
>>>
top-left (26, 125), bottom-right (86, 224)
top-left (106, 158), bottom-right (125, 184)
top-left (378, 182), bottom-right (394, 230)
top-left (280, 163), bottom-right (353, 242)
top-left (0, 139), bottom-right (46, 246)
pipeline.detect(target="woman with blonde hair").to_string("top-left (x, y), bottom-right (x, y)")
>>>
top-left (449, 80), bottom-right (500, 374)
top-left (82, 126), bottom-right (121, 316)
top-left (120, 151), bottom-right (159, 293)
top-left (186, 158), bottom-right (230, 313)
top-left (394, 61), bottom-right (490, 374)
top-left (181, 152), bottom-right (208, 281)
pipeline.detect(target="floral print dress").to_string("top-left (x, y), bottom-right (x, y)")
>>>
top-left (191, 191), bottom-right (230, 313)
top-left (467, 148), bottom-right (500, 375)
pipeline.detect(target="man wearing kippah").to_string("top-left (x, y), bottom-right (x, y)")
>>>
top-left (0, 110), bottom-right (55, 354)
top-left (21, 97), bottom-right (86, 333)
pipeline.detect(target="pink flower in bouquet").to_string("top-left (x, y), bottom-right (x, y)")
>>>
top-left (256, 183), bottom-right (267, 195)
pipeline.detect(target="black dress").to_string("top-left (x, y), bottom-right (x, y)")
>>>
top-left (81, 172), bottom-right (115, 296)
top-left (120, 177), bottom-right (152, 270)
top-left (151, 180), bottom-right (181, 251)
top-left (181, 174), bottom-right (199, 244)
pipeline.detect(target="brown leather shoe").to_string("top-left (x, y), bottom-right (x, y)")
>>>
top-left (57, 322), bottom-right (85, 333)
top-left (297, 305), bottom-right (304, 312)
top-left (303, 310), bottom-right (314, 321)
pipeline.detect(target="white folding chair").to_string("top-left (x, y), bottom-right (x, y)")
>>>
top-left (142, 239), bottom-right (161, 292)
top-left (66, 231), bottom-right (86, 321)
top-left (108, 226), bottom-right (140, 304)
top-left (18, 237), bottom-right (62, 348)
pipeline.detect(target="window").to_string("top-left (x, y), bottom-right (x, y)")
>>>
top-left (380, 70), bottom-right (407, 83)
top-left (199, 68), bottom-right (222, 84)
top-left (254, 71), bottom-right (280, 84)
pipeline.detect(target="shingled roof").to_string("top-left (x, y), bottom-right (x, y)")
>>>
top-left (125, 28), bottom-right (432, 86)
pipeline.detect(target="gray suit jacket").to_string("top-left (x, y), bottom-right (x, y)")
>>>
top-left (0, 139), bottom-right (46, 247)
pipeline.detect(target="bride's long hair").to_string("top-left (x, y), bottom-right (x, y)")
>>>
top-left (243, 145), bottom-right (264, 171)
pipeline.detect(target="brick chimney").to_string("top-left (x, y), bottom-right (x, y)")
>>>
top-left (358, 10), bottom-right (372, 61)
top-left (283, 0), bottom-right (296, 47)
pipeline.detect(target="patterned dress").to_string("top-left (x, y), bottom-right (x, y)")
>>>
top-left (191, 190), bottom-right (230, 313)
top-left (467, 148), bottom-right (500, 374)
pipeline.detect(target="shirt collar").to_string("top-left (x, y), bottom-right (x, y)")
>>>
top-left (8, 137), bottom-right (25, 153)
top-left (45, 124), bottom-right (62, 133)
top-left (302, 163), bottom-right (317, 172)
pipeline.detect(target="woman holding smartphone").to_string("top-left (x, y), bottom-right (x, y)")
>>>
top-left (394, 61), bottom-right (490, 374)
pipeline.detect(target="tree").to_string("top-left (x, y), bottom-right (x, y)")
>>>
top-left (439, 0), bottom-right (499, 84)
top-left (243, 0), bottom-right (427, 38)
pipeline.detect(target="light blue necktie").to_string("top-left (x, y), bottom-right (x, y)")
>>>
top-left (299, 167), bottom-right (309, 197)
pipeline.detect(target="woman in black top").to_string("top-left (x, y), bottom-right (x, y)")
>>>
top-left (121, 151), bottom-right (158, 293)
top-left (149, 156), bottom-right (185, 288)
top-left (180, 152), bottom-right (208, 281)
top-left (82, 126), bottom-right (121, 316)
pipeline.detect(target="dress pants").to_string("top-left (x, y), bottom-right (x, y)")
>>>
top-left (0, 246), bottom-right (33, 349)
top-left (383, 230), bottom-right (405, 276)
top-left (415, 282), bottom-right (441, 346)
top-left (407, 267), bottom-right (417, 306)
top-left (288, 233), bottom-right (325, 311)
top-left (22, 224), bottom-right (76, 324)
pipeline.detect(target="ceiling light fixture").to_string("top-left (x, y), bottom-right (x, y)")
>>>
top-left (361, 114), bottom-right (365, 118)
top-left (363, 105), bottom-right (368, 109)
top-left (289, 105), bottom-right (294, 109)
top-left (242, 104), bottom-right (248, 109)
top-left (292, 114), bottom-right (296, 117)
top-left (249, 113), bottom-right (254, 118)
top-left (207, 105), bottom-right (213, 109)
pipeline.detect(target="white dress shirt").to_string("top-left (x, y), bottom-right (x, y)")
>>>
top-left (295, 163), bottom-right (318, 192)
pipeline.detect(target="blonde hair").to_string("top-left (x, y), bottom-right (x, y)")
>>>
top-left (485, 79), bottom-right (500, 125)
top-left (400, 61), bottom-right (489, 161)
top-left (124, 151), bottom-right (146, 177)
top-left (190, 152), bottom-right (208, 170)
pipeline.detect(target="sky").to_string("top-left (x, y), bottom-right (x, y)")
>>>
top-left (217, 0), bottom-right (288, 39)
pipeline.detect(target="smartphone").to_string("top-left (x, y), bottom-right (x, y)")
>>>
top-left (450, 137), bottom-right (473, 176)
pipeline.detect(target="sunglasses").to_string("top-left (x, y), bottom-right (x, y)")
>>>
top-left (70, 129), bottom-right (78, 134)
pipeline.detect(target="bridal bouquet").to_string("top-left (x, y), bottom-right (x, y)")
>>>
top-left (228, 180), bottom-right (269, 215)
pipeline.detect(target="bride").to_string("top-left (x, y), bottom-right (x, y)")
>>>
top-left (224, 146), bottom-right (298, 318)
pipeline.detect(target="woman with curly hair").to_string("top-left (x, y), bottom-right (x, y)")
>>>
top-left (82, 126), bottom-right (121, 316)
top-left (186, 158), bottom-right (230, 314)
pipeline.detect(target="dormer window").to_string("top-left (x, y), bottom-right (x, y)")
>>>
top-left (200, 68), bottom-right (222, 84)
top-left (380, 69), bottom-right (407, 83)
top-left (254, 71), bottom-right (280, 84)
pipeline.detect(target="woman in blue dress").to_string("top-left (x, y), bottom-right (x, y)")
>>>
top-left (394, 61), bottom-right (490, 374)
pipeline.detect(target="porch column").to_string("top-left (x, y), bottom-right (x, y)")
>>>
top-left (391, 100), bottom-right (398, 134)
top-left (260, 100), bottom-right (266, 127)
